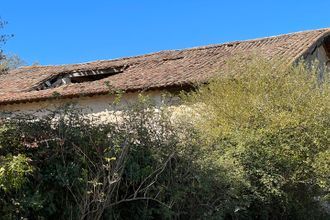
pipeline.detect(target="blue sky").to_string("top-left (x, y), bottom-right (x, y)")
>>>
top-left (0, 0), bottom-right (329, 65)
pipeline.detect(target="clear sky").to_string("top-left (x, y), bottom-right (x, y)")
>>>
top-left (0, 0), bottom-right (329, 65)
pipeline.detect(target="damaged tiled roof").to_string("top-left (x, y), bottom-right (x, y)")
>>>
top-left (1, 28), bottom-right (330, 105)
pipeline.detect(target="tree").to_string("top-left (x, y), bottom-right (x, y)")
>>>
top-left (0, 18), bottom-right (9, 74)
top-left (0, 54), bottom-right (25, 72)
top-left (0, 18), bottom-right (12, 59)
top-left (0, 18), bottom-right (23, 74)
top-left (0, 19), bottom-right (8, 56)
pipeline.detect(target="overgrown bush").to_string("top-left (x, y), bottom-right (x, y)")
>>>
top-left (0, 96), bottom-right (245, 219)
top-left (183, 57), bottom-right (330, 219)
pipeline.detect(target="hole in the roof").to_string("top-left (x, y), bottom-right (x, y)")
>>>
top-left (162, 56), bottom-right (184, 61)
top-left (34, 65), bottom-right (128, 91)
top-left (226, 42), bottom-right (240, 48)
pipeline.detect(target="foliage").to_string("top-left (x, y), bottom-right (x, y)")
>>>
top-left (0, 18), bottom-right (22, 74)
top-left (183, 57), bottom-right (330, 219)
top-left (0, 98), bottom-right (239, 219)
top-left (0, 154), bottom-right (33, 192)
top-left (0, 54), bottom-right (26, 72)
top-left (0, 18), bottom-right (10, 58)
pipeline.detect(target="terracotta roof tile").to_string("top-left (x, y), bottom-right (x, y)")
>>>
top-left (1, 28), bottom-right (330, 105)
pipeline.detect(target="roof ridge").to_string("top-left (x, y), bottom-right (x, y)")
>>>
top-left (17, 28), bottom-right (330, 70)
top-left (180, 27), bottom-right (330, 51)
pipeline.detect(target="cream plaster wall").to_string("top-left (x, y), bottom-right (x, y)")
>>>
top-left (0, 90), bottom-right (180, 120)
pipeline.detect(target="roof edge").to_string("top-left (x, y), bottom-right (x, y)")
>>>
top-left (14, 28), bottom-right (330, 69)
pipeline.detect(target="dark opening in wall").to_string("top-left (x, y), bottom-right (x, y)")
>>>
top-left (323, 36), bottom-right (330, 58)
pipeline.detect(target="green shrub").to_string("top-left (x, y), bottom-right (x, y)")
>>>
top-left (0, 98), bottom-right (241, 219)
top-left (183, 57), bottom-right (330, 219)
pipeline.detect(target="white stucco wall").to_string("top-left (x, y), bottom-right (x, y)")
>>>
top-left (0, 90), bottom-right (181, 120)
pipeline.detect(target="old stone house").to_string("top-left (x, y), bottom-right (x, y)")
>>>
top-left (0, 28), bottom-right (330, 116)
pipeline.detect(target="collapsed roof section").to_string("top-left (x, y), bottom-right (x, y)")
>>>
top-left (1, 28), bottom-right (330, 105)
top-left (33, 65), bottom-right (128, 91)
